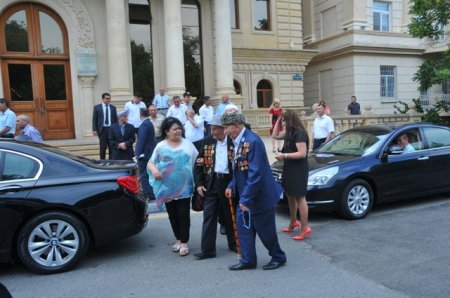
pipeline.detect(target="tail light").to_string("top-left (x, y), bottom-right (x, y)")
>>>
top-left (117, 175), bottom-right (139, 194)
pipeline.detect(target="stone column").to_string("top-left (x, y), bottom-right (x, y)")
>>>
top-left (163, 0), bottom-right (186, 96)
top-left (214, 0), bottom-right (236, 96)
top-left (105, 0), bottom-right (133, 102)
top-left (79, 76), bottom-right (96, 137)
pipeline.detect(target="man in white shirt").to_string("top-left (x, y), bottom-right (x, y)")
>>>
top-left (149, 105), bottom-right (165, 142)
top-left (183, 92), bottom-right (192, 109)
top-left (124, 91), bottom-right (147, 134)
top-left (312, 102), bottom-right (335, 150)
top-left (153, 87), bottom-right (170, 116)
top-left (166, 95), bottom-right (188, 124)
top-left (199, 96), bottom-right (214, 137)
top-left (184, 109), bottom-right (204, 150)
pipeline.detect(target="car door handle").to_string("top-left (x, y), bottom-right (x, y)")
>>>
top-left (417, 156), bottom-right (429, 161)
top-left (0, 185), bottom-right (24, 193)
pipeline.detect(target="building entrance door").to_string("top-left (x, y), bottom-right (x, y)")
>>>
top-left (0, 3), bottom-right (74, 139)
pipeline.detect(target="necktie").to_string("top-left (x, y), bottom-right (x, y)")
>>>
top-left (105, 105), bottom-right (109, 125)
top-left (120, 125), bottom-right (124, 136)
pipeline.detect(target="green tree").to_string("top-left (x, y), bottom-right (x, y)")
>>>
top-left (409, 0), bottom-right (450, 91)
top-left (130, 40), bottom-right (154, 106)
top-left (183, 28), bottom-right (202, 98)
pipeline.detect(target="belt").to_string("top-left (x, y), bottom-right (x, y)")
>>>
top-left (2, 134), bottom-right (14, 138)
top-left (214, 172), bottom-right (230, 179)
top-left (157, 107), bottom-right (168, 110)
top-left (314, 138), bottom-right (326, 141)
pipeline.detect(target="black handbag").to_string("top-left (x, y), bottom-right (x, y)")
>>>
top-left (191, 190), bottom-right (204, 211)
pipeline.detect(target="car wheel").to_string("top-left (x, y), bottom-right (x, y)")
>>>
top-left (17, 211), bottom-right (89, 274)
top-left (340, 179), bottom-right (373, 220)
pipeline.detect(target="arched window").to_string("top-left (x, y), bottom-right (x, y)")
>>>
top-left (257, 79), bottom-right (272, 108)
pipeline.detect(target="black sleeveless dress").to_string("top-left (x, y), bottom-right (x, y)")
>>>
top-left (281, 130), bottom-right (309, 197)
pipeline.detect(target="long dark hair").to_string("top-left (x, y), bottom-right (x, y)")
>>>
top-left (160, 117), bottom-right (185, 139)
top-left (282, 110), bottom-right (309, 147)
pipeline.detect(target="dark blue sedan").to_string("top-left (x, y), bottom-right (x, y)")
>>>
top-left (271, 123), bottom-right (450, 219)
top-left (0, 140), bottom-right (147, 273)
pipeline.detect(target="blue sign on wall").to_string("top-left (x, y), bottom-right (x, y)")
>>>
top-left (292, 73), bottom-right (303, 81)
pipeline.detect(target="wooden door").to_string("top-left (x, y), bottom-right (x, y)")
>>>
top-left (0, 3), bottom-right (74, 139)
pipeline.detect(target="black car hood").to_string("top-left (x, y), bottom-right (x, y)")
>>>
top-left (272, 153), bottom-right (357, 172)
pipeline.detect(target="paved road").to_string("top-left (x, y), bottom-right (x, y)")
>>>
top-left (2, 194), bottom-right (449, 297)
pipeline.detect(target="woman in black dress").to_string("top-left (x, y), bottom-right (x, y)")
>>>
top-left (272, 109), bottom-right (311, 240)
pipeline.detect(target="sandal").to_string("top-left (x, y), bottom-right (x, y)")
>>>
top-left (172, 243), bottom-right (181, 252)
top-left (179, 246), bottom-right (189, 256)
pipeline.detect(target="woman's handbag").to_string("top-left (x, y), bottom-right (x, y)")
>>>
top-left (191, 190), bottom-right (204, 211)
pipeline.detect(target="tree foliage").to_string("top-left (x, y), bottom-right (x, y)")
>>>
top-left (130, 40), bottom-right (154, 106)
top-left (408, 0), bottom-right (450, 91)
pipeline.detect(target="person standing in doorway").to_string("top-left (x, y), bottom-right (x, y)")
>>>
top-left (312, 102), bottom-right (334, 150)
top-left (153, 87), bottom-right (170, 116)
top-left (124, 91), bottom-right (147, 135)
top-left (92, 93), bottom-right (118, 159)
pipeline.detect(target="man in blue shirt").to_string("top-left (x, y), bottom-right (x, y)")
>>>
top-left (16, 115), bottom-right (43, 143)
top-left (215, 94), bottom-right (233, 116)
top-left (0, 98), bottom-right (16, 138)
top-left (152, 87), bottom-right (170, 116)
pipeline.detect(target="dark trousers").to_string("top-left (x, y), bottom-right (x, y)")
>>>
top-left (313, 138), bottom-right (326, 150)
top-left (98, 127), bottom-right (111, 159)
top-left (165, 198), bottom-right (191, 243)
top-left (138, 158), bottom-right (155, 200)
top-left (204, 122), bottom-right (211, 137)
top-left (236, 207), bottom-right (286, 266)
top-left (200, 175), bottom-right (236, 253)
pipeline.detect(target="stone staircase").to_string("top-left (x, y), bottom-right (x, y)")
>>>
top-left (45, 138), bottom-right (100, 160)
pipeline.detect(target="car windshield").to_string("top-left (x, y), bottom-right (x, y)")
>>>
top-left (317, 131), bottom-right (388, 156)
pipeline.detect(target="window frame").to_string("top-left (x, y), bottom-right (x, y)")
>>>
top-left (373, 1), bottom-right (391, 32)
top-left (0, 149), bottom-right (43, 182)
top-left (230, 0), bottom-right (240, 30)
top-left (380, 65), bottom-right (396, 98)
top-left (252, 0), bottom-right (271, 32)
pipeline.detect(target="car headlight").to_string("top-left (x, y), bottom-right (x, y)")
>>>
top-left (308, 166), bottom-right (339, 186)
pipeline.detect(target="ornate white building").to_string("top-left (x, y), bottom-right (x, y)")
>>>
top-left (0, 0), bottom-right (314, 140)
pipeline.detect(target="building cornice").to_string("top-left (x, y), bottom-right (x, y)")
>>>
top-left (232, 48), bottom-right (317, 66)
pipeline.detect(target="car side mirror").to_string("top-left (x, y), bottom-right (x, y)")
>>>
top-left (386, 146), bottom-right (403, 155)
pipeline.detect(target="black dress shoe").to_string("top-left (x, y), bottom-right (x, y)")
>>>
top-left (193, 252), bottom-right (216, 259)
top-left (228, 263), bottom-right (256, 271)
top-left (220, 225), bottom-right (227, 235)
top-left (262, 260), bottom-right (286, 270)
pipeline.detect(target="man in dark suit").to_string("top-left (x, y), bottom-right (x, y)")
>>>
top-left (108, 110), bottom-right (135, 160)
top-left (223, 111), bottom-right (286, 271)
top-left (135, 108), bottom-right (156, 201)
top-left (92, 92), bottom-right (118, 159)
top-left (194, 115), bottom-right (236, 259)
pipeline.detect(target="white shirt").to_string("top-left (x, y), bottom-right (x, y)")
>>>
top-left (313, 114), bottom-right (335, 139)
top-left (166, 104), bottom-right (188, 124)
top-left (214, 136), bottom-right (229, 174)
top-left (124, 100), bottom-right (146, 128)
top-left (149, 114), bottom-right (165, 137)
top-left (184, 115), bottom-right (204, 143)
top-left (199, 104), bottom-right (214, 123)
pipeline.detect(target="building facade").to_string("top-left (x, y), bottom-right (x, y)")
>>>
top-left (0, 0), bottom-right (315, 141)
top-left (301, 0), bottom-right (448, 115)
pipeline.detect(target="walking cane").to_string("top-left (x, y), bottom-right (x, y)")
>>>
top-left (226, 192), bottom-right (241, 260)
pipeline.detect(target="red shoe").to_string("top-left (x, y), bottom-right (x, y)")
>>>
top-left (292, 227), bottom-right (311, 240)
top-left (282, 220), bottom-right (300, 233)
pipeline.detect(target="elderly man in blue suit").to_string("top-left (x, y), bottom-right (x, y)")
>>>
top-left (223, 111), bottom-right (286, 271)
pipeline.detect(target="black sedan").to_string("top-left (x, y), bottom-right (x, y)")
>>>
top-left (271, 123), bottom-right (450, 219)
top-left (0, 140), bottom-right (148, 274)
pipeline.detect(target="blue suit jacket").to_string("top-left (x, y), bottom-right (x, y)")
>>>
top-left (108, 123), bottom-right (135, 160)
top-left (229, 129), bottom-right (282, 214)
top-left (135, 119), bottom-right (156, 160)
top-left (92, 103), bottom-right (118, 134)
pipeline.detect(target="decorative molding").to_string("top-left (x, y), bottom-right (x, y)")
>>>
top-left (233, 63), bottom-right (305, 72)
top-left (59, 0), bottom-right (94, 48)
top-left (79, 76), bottom-right (96, 87)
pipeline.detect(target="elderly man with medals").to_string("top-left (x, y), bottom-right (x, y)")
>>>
top-left (194, 115), bottom-right (237, 259)
top-left (223, 111), bottom-right (286, 270)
